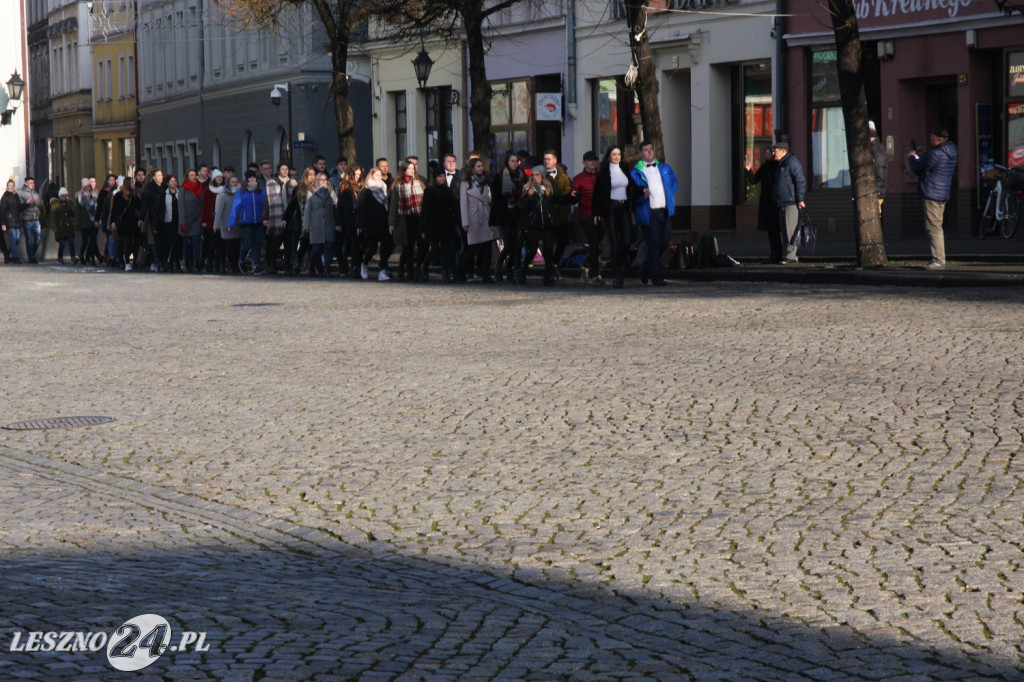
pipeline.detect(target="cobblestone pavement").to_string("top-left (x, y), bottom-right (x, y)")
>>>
top-left (1, 265), bottom-right (1022, 680)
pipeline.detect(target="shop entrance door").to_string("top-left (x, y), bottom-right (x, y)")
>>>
top-left (924, 81), bottom-right (959, 227)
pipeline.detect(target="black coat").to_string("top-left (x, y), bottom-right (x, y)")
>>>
top-left (355, 188), bottom-right (389, 237)
top-left (109, 191), bottom-right (141, 233)
top-left (421, 184), bottom-right (459, 241)
top-left (746, 159), bottom-right (779, 233)
top-left (592, 162), bottom-right (636, 219)
top-left (1, 190), bottom-right (22, 230)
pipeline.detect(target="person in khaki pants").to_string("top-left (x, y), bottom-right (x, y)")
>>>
top-left (908, 127), bottom-right (957, 270)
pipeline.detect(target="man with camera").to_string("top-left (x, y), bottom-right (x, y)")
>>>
top-left (908, 127), bottom-right (957, 270)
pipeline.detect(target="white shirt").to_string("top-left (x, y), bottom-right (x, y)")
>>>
top-left (644, 162), bottom-right (666, 210)
top-left (609, 165), bottom-right (629, 201)
top-left (164, 191), bottom-right (176, 222)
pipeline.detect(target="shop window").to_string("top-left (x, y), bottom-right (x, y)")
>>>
top-left (490, 79), bottom-right (532, 165)
top-left (809, 49), bottom-right (848, 189)
top-left (592, 77), bottom-right (639, 156)
top-left (740, 61), bottom-right (773, 204)
top-left (1008, 51), bottom-right (1024, 169)
top-left (425, 86), bottom-right (453, 166)
top-left (393, 92), bottom-right (407, 160)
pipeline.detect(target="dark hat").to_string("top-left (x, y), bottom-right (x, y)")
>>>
top-left (244, 169), bottom-right (259, 180)
top-left (774, 141), bottom-right (790, 151)
top-left (582, 151), bottom-right (599, 161)
top-left (928, 126), bottom-right (950, 140)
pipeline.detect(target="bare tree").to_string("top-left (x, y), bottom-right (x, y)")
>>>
top-left (373, 0), bottom-right (535, 167)
top-left (212, 0), bottom-right (368, 163)
top-left (828, 0), bottom-right (888, 267)
top-left (623, 0), bottom-right (664, 158)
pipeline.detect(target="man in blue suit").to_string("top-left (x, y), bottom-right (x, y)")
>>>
top-left (631, 140), bottom-right (679, 286)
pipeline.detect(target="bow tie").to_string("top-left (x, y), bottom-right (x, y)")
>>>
top-left (645, 163), bottom-right (656, 168)
top-left (446, 172), bottom-right (453, 176)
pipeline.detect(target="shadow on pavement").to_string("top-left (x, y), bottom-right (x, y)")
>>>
top-left (2, 546), bottom-right (1019, 680)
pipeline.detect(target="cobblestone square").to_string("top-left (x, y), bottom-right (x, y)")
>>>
top-left (1, 266), bottom-right (1022, 680)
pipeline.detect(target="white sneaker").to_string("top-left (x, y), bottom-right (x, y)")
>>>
top-left (360, 263), bottom-right (369, 280)
top-left (124, 263), bottom-right (132, 272)
top-left (149, 263), bottom-right (158, 272)
top-left (378, 269), bottom-right (391, 281)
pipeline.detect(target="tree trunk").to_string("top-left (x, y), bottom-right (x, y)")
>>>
top-left (329, 26), bottom-right (358, 165)
top-left (625, 2), bottom-right (664, 158)
top-left (829, 0), bottom-right (887, 267)
top-left (462, 5), bottom-right (492, 168)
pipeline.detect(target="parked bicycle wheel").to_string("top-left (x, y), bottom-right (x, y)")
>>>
top-left (979, 192), bottom-right (996, 239)
top-left (1000, 191), bottom-right (1020, 239)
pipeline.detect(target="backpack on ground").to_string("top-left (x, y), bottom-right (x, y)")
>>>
top-left (695, 233), bottom-right (718, 268)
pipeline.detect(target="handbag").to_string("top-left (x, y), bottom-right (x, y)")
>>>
top-left (791, 208), bottom-right (817, 254)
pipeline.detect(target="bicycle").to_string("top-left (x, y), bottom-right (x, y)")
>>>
top-left (979, 163), bottom-right (1024, 239)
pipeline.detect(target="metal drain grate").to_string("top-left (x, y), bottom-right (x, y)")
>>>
top-left (3, 416), bottom-right (116, 431)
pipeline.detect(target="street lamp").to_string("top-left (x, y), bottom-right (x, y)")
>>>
top-left (270, 82), bottom-right (293, 165)
top-left (1, 71), bottom-right (25, 126)
top-left (412, 48), bottom-right (433, 90)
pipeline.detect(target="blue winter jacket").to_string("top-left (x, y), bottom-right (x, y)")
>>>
top-left (630, 160), bottom-right (679, 226)
top-left (227, 187), bottom-right (265, 227)
top-left (908, 141), bottom-right (957, 202)
top-left (773, 153), bottom-right (807, 207)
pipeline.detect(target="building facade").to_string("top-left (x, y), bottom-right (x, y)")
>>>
top-left (785, 0), bottom-right (1024, 239)
top-left (365, 0), bottom-right (778, 234)
top-left (2, 2), bottom-right (29, 184)
top-left (137, 0), bottom-right (372, 177)
top-left (89, 0), bottom-right (138, 179)
top-left (47, 0), bottom-right (95, 189)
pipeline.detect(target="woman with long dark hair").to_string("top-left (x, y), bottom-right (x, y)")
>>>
top-left (459, 158), bottom-right (494, 283)
top-left (109, 176), bottom-right (142, 271)
top-left (335, 165), bottom-right (363, 278)
top-left (489, 151), bottom-right (525, 282)
top-left (388, 159), bottom-right (426, 282)
top-left (592, 146), bottom-right (637, 288)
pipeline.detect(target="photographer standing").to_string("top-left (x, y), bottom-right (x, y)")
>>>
top-left (908, 127), bottom-right (957, 270)
top-left (772, 142), bottom-right (806, 264)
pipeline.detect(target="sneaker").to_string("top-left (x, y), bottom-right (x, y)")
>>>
top-left (124, 263), bottom-right (133, 272)
top-left (592, 275), bottom-right (605, 286)
top-left (465, 276), bottom-right (479, 284)
top-left (360, 263), bottom-right (369, 280)
top-left (149, 263), bottom-right (158, 272)
top-left (378, 269), bottom-right (391, 281)
top-left (925, 260), bottom-right (945, 270)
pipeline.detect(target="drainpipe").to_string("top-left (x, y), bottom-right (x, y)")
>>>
top-left (566, 0), bottom-right (577, 121)
top-left (133, 0), bottom-right (141, 171)
top-left (774, 0), bottom-right (787, 144)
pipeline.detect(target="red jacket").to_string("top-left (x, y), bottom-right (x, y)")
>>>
top-left (571, 168), bottom-right (598, 220)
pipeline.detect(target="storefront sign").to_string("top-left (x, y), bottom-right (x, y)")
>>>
top-left (1009, 52), bottom-right (1024, 99)
top-left (536, 93), bottom-right (562, 121)
top-left (1009, 103), bottom-right (1024, 169)
top-left (791, 0), bottom-right (989, 31)
top-left (854, 0), bottom-right (976, 20)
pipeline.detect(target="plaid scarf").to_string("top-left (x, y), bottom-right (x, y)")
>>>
top-left (265, 176), bottom-right (296, 225)
top-left (396, 178), bottom-right (423, 216)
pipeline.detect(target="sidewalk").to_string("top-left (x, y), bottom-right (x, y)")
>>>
top-left (662, 234), bottom-right (1024, 287)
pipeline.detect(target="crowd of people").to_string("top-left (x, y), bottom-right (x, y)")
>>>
top-left (0, 141), bottom-right (683, 288)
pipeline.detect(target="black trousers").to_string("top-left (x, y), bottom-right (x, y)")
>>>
top-left (223, 239), bottom-right (241, 273)
top-left (461, 241), bottom-right (493, 280)
top-left (605, 201), bottom-right (634, 280)
top-left (79, 227), bottom-right (99, 262)
top-left (205, 230), bottom-right (224, 272)
top-left (579, 216), bottom-right (605, 277)
top-left (398, 216), bottom-right (423, 279)
top-left (265, 228), bottom-right (297, 273)
top-left (495, 208), bottom-right (521, 272)
top-left (362, 233), bottom-right (395, 271)
top-left (550, 222), bottom-right (570, 268)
